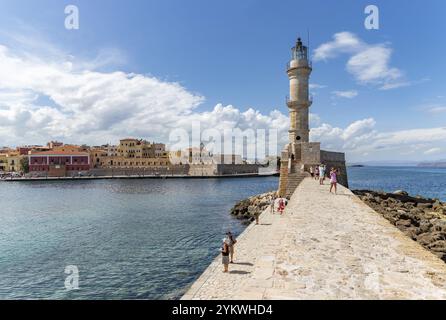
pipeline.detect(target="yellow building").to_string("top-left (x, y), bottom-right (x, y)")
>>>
top-left (118, 138), bottom-right (168, 158)
top-left (0, 152), bottom-right (24, 172)
top-left (89, 148), bottom-right (108, 168)
top-left (98, 138), bottom-right (171, 169)
top-left (0, 154), bottom-right (7, 172)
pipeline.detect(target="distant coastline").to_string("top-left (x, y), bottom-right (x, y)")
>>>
top-left (349, 161), bottom-right (446, 168)
top-left (417, 161), bottom-right (446, 168)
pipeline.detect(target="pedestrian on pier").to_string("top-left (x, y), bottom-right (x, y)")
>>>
top-left (254, 211), bottom-right (260, 225)
top-left (270, 195), bottom-right (276, 215)
top-left (314, 166), bottom-right (320, 181)
top-left (309, 166), bottom-right (314, 178)
top-left (221, 238), bottom-right (230, 273)
top-left (319, 164), bottom-right (326, 185)
top-left (330, 167), bottom-right (339, 194)
top-left (226, 231), bottom-right (237, 263)
top-left (278, 198), bottom-right (285, 215)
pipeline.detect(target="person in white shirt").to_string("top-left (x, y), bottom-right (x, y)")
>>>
top-left (319, 164), bottom-right (326, 185)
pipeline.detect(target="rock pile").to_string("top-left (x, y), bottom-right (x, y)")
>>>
top-left (354, 190), bottom-right (446, 262)
top-left (230, 191), bottom-right (276, 225)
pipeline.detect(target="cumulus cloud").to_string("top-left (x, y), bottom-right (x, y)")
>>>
top-left (313, 32), bottom-right (362, 61)
top-left (0, 43), bottom-right (293, 156)
top-left (311, 119), bottom-right (446, 161)
top-left (314, 32), bottom-right (406, 90)
top-left (0, 40), bottom-right (445, 161)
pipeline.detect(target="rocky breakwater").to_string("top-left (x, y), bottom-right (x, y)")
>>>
top-left (230, 191), bottom-right (276, 225)
top-left (354, 190), bottom-right (446, 262)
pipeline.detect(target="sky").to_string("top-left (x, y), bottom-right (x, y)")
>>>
top-left (0, 0), bottom-right (445, 162)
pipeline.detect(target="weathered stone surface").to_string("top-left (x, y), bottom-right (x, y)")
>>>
top-left (183, 179), bottom-right (446, 300)
top-left (354, 190), bottom-right (446, 263)
top-left (230, 191), bottom-right (276, 224)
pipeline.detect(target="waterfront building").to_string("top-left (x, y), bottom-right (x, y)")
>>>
top-left (169, 146), bottom-right (257, 176)
top-left (105, 145), bottom-right (118, 157)
top-left (0, 153), bottom-right (7, 172)
top-left (278, 38), bottom-right (347, 197)
top-left (117, 138), bottom-right (168, 159)
top-left (170, 144), bottom-right (244, 166)
top-left (0, 151), bottom-right (24, 173)
top-left (29, 151), bottom-right (90, 177)
top-left (97, 138), bottom-right (171, 170)
top-left (89, 147), bottom-right (108, 169)
top-left (6, 152), bottom-right (23, 172)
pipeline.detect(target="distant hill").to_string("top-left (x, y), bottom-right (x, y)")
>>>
top-left (417, 160), bottom-right (446, 168)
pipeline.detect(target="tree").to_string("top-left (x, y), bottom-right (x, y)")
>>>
top-left (20, 157), bottom-right (29, 173)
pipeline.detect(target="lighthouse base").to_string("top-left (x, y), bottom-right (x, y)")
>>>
top-left (278, 142), bottom-right (348, 198)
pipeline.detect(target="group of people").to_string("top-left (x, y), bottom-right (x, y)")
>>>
top-left (221, 231), bottom-right (237, 273)
top-left (310, 163), bottom-right (327, 185)
top-left (310, 164), bottom-right (340, 194)
top-left (270, 195), bottom-right (288, 216)
top-left (222, 193), bottom-right (289, 272)
top-left (220, 165), bottom-right (341, 272)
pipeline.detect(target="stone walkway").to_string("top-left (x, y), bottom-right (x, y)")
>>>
top-left (182, 178), bottom-right (446, 300)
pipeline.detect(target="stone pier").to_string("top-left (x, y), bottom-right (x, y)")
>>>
top-left (182, 178), bottom-right (446, 300)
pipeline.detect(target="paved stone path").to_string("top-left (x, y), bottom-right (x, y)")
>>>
top-left (182, 178), bottom-right (446, 300)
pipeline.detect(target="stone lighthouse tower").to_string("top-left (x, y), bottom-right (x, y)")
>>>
top-left (287, 37), bottom-right (312, 155)
top-left (278, 37), bottom-right (348, 198)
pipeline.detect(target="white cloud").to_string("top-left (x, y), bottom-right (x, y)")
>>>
top-left (424, 147), bottom-right (442, 155)
top-left (0, 42), bottom-right (294, 155)
top-left (311, 118), bottom-right (446, 161)
top-left (313, 32), bottom-right (363, 61)
top-left (0, 40), bottom-right (445, 161)
top-left (332, 90), bottom-right (358, 99)
top-left (314, 32), bottom-right (406, 90)
top-left (427, 105), bottom-right (446, 114)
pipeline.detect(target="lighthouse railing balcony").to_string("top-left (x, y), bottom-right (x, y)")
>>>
top-left (286, 60), bottom-right (312, 71)
top-left (286, 95), bottom-right (313, 105)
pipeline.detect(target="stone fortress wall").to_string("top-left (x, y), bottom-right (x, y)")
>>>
top-left (320, 150), bottom-right (348, 188)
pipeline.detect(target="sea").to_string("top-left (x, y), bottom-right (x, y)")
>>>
top-left (0, 166), bottom-right (445, 299)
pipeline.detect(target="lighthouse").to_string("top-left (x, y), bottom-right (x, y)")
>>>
top-left (278, 37), bottom-right (348, 197)
top-left (287, 37), bottom-right (312, 154)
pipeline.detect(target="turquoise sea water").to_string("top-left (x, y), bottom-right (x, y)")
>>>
top-left (0, 177), bottom-right (278, 299)
top-left (348, 166), bottom-right (446, 201)
top-left (0, 166), bottom-right (445, 299)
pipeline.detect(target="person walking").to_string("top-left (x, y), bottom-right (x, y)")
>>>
top-left (329, 167), bottom-right (338, 194)
top-left (254, 210), bottom-right (260, 225)
top-left (309, 166), bottom-right (314, 178)
top-left (270, 195), bottom-right (276, 215)
top-left (278, 198), bottom-right (285, 215)
top-left (221, 238), bottom-right (230, 273)
top-left (319, 164), bottom-right (326, 185)
top-left (226, 231), bottom-right (237, 263)
top-left (314, 166), bottom-right (320, 181)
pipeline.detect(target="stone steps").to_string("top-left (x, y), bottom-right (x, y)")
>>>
top-left (285, 172), bottom-right (309, 198)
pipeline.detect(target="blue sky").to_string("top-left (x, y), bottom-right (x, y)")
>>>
top-left (0, 0), bottom-right (445, 161)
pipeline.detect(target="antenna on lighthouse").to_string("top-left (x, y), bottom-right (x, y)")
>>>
top-left (307, 29), bottom-right (310, 59)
